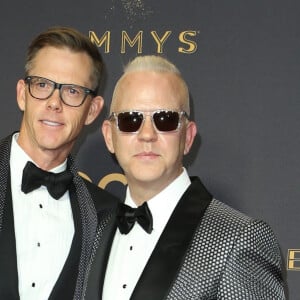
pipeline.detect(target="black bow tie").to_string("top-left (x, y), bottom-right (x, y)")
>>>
top-left (21, 161), bottom-right (73, 200)
top-left (117, 202), bottom-right (153, 234)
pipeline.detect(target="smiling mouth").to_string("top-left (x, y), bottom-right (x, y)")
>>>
top-left (41, 120), bottom-right (63, 126)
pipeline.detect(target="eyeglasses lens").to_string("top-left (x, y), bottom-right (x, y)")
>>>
top-left (153, 111), bottom-right (179, 131)
top-left (117, 111), bottom-right (180, 133)
top-left (118, 112), bottom-right (144, 132)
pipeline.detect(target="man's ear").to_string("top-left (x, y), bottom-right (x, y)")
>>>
top-left (102, 119), bottom-right (115, 154)
top-left (16, 79), bottom-right (26, 111)
top-left (184, 121), bottom-right (197, 155)
top-left (84, 96), bottom-right (104, 125)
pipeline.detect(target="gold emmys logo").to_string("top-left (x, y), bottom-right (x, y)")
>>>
top-left (287, 249), bottom-right (300, 271)
top-left (79, 171), bottom-right (127, 189)
top-left (89, 30), bottom-right (198, 54)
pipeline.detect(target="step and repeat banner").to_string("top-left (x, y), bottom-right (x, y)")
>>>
top-left (0, 1), bottom-right (299, 298)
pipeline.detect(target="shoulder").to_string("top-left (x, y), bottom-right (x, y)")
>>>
top-left (0, 134), bottom-right (14, 165)
top-left (203, 199), bottom-right (279, 247)
top-left (82, 178), bottom-right (120, 212)
top-left (204, 198), bottom-right (269, 231)
top-left (0, 134), bottom-right (13, 151)
top-left (188, 178), bottom-right (275, 238)
top-left (205, 198), bottom-right (252, 225)
top-left (192, 199), bottom-right (282, 273)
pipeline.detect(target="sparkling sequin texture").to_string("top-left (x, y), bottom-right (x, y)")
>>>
top-left (167, 199), bottom-right (285, 299)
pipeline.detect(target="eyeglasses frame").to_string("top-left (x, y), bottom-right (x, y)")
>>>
top-left (24, 75), bottom-right (96, 107)
top-left (109, 109), bottom-right (189, 133)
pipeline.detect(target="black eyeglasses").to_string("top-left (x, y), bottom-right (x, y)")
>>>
top-left (24, 76), bottom-right (96, 107)
top-left (109, 110), bottom-right (188, 133)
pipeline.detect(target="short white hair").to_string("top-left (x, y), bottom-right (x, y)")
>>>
top-left (111, 55), bottom-right (190, 114)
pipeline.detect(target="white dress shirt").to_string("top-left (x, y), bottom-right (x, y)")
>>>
top-left (103, 168), bottom-right (191, 300)
top-left (10, 133), bottom-right (74, 300)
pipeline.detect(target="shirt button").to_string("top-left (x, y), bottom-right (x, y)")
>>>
top-left (122, 284), bottom-right (127, 289)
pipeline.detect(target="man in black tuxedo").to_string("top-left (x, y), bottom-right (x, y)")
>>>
top-left (0, 26), bottom-right (118, 300)
top-left (84, 55), bottom-right (286, 299)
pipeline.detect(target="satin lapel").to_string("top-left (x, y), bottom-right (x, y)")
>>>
top-left (0, 135), bottom-right (20, 300)
top-left (48, 184), bottom-right (82, 300)
top-left (131, 177), bottom-right (212, 300)
top-left (81, 179), bottom-right (120, 300)
top-left (84, 212), bottom-right (118, 300)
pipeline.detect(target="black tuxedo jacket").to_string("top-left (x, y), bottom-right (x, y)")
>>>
top-left (0, 134), bottom-right (119, 300)
top-left (84, 176), bottom-right (286, 299)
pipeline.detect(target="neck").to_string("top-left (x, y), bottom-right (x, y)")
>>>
top-left (32, 153), bottom-right (68, 171)
top-left (17, 139), bottom-right (69, 171)
top-left (129, 187), bottom-right (158, 206)
top-left (127, 168), bottom-right (184, 206)
top-left (128, 179), bottom-right (173, 206)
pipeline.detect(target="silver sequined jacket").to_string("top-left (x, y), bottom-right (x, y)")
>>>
top-left (84, 176), bottom-right (286, 300)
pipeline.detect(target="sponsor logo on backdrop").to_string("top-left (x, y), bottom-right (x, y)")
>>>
top-left (89, 30), bottom-right (199, 54)
top-left (287, 249), bottom-right (300, 271)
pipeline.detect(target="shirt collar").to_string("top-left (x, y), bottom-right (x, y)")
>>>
top-left (10, 132), bottom-right (68, 187)
top-left (125, 168), bottom-right (191, 230)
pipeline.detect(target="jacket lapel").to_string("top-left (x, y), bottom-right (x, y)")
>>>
top-left (131, 177), bottom-right (212, 300)
top-left (67, 158), bottom-right (99, 299)
top-left (0, 135), bottom-right (20, 300)
top-left (83, 211), bottom-right (118, 300)
top-left (80, 179), bottom-right (120, 300)
top-left (48, 183), bottom-right (82, 299)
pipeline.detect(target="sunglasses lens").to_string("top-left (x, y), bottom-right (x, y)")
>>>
top-left (117, 111), bottom-right (143, 132)
top-left (153, 111), bottom-right (180, 131)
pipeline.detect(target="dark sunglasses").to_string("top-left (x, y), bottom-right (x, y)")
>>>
top-left (109, 110), bottom-right (188, 133)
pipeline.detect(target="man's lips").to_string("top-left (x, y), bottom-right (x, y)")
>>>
top-left (135, 151), bottom-right (159, 158)
top-left (41, 120), bottom-right (64, 126)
